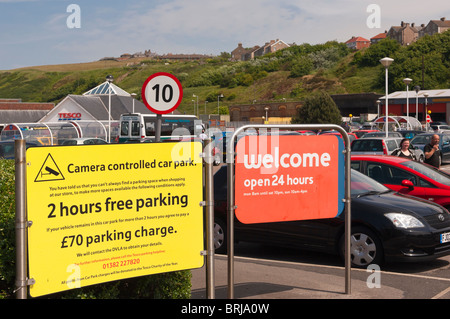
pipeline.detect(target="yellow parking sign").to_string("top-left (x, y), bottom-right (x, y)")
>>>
top-left (26, 142), bottom-right (204, 297)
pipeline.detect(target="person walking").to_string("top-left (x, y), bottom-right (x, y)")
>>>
top-left (424, 134), bottom-right (441, 168)
top-left (392, 138), bottom-right (416, 160)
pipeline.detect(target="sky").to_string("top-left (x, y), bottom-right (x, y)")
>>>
top-left (0, 0), bottom-right (449, 70)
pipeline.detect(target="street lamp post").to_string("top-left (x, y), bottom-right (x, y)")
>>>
top-left (204, 101), bottom-right (208, 115)
top-left (414, 86), bottom-right (420, 121)
top-left (193, 94), bottom-right (198, 117)
top-left (217, 94), bottom-right (223, 117)
top-left (424, 92), bottom-right (429, 131)
top-left (264, 107), bottom-right (269, 122)
top-left (131, 93), bottom-right (136, 113)
top-left (380, 57), bottom-right (394, 137)
top-left (376, 100), bottom-right (381, 119)
top-left (106, 75), bottom-right (114, 143)
top-left (403, 78), bottom-right (412, 129)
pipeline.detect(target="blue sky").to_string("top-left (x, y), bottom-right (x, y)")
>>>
top-left (0, 0), bottom-right (449, 70)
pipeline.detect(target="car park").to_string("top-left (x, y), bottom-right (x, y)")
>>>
top-left (213, 166), bottom-right (450, 267)
top-left (361, 131), bottom-right (403, 138)
top-left (352, 129), bottom-right (379, 138)
top-left (397, 130), bottom-right (425, 140)
top-left (351, 155), bottom-right (450, 209)
top-left (411, 133), bottom-right (450, 164)
top-left (351, 136), bottom-right (424, 161)
top-left (431, 124), bottom-right (450, 134)
top-left (351, 137), bottom-right (402, 155)
top-left (319, 131), bottom-right (357, 143)
top-left (59, 138), bottom-right (108, 145)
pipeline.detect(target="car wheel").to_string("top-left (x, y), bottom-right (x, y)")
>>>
top-left (339, 226), bottom-right (383, 268)
top-left (419, 154), bottom-right (424, 163)
top-left (214, 217), bottom-right (227, 254)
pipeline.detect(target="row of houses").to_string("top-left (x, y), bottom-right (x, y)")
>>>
top-left (231, 39), bottom-right (291, 61)
top-left (346, 17), bottom-right (450, 50)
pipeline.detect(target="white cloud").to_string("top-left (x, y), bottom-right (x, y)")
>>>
top-left (1, 0), bottom-right (450, 69)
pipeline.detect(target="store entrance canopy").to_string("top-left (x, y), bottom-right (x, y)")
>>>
top-left (373, 116), bottom-right (422, 130)
top-left (0, 120), bottom-right (116, 145)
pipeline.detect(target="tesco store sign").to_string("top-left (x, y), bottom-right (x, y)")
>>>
top-left (235, 135), bottom-right (345, 224)
top-left (58, 112), bottom-right (82, 121)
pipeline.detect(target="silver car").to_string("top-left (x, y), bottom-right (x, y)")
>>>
top-left (351, 137), bottom-right (424, 162)
top-left (351, 137), bottom-right (402, 155)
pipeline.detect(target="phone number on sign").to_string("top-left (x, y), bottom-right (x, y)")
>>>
top-left (103, 258), bottom-right (140, 269)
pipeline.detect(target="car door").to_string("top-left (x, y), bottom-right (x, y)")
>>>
top-left (441, 135), bottom-right (450, 163)
top-left (365, 162), bottom-right (428, 199)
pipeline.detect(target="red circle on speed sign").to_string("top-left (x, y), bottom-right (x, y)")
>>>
top-left (141, 72), bottom-right (183, 114)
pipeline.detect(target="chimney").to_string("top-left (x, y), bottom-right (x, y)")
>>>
top-left (441, 17), bottom-right (446, 21)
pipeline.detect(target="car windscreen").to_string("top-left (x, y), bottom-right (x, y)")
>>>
top-left (351, 139), bottom-right (382, 152)
top-left (411, 135), bottom-right (431, 145)
top-left (400, 161), bottom-right (450, 186)
top-left (351, 169), bottom-right (389, 197)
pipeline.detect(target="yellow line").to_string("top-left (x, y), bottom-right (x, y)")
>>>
top-left (432, 286), bottom-right (450, 299)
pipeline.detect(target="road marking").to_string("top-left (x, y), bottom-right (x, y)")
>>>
top-left (432, 286), bottom-right (450, 299)
top-left (224, 255), bottom-right (450, 283)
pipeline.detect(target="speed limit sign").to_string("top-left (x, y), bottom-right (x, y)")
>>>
top-left (141, 72), bottom-right (183, 114)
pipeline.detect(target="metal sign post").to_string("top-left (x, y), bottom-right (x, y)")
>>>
top-left (15, 139), bottom-right (29, 299)
top-left (226, 124), bottom-right (352, 299)
top-left (203, 138), bottom-right (216, 299)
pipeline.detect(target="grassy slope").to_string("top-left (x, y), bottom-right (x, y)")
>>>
top-left (0, 55), bottom-right (381, 115)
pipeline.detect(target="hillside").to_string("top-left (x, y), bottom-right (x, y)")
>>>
top-left (0, 31), bottom-right (448, 116)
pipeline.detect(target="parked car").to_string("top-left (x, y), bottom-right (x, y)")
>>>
top-left (361, 132), bottom-right (403, 138)
top-left (351, 155), bottom-right (450, 209)
top-left (351, 137), bottom-right (402, 155)
top-left (59, 138), bottom-right (108, 145)
top-left (397, 130), bottom-right (425, 140)
top-left (352, 129), bottom-right (379, 138)
top-left (213, 166), bottom-right (450, 267)
top-left (431, 125), bottom-right (450, 134)
top-left (0, 140), bottom-right (40, 159)
top-left (319, 131), bottom-right (357, 143)
top-left (411, 133), bottom-right (450, 165)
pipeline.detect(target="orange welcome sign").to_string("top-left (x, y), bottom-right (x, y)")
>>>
top-left (235, 135), bottom-right (344, 224)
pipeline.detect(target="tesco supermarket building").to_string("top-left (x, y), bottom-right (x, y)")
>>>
top-left (379, 89), bottom-right (450, 123)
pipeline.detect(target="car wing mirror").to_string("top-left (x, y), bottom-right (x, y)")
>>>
top-left (401, 179), bottom-right (414, 190)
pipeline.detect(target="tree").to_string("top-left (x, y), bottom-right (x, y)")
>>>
top-left (291, 92), bottom-right (342, 125)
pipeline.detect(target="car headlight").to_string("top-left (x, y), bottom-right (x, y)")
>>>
top-left (385, 213), bottom-right (425, 229)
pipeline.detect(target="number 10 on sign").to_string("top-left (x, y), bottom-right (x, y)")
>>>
top-left (142, 72), bottom-right (183, 114)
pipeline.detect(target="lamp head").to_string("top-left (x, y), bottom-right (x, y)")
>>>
top-left (380, 57), bottom-right (394, 68)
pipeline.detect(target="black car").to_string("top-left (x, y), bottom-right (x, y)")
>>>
top-left (213, 166), bottom-right (450, 267)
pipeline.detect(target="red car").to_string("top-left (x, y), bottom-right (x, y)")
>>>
top-left (351, 155), bottom-right (450, 210)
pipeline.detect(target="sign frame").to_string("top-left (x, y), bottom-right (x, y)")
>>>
top-left (234, 134), bottom-right (345, 224)
top-left (225, 124), bottom-right (352, 298)
top-left (22, 141), bottom-right (205, 297)
top-left (141, 72), bottom-right (183, 115)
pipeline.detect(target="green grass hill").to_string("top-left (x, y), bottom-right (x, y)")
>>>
top-left (1, 31), bottom-right (449, 116)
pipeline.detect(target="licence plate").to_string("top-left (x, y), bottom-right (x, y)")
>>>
top-left (440, 232), bottom-right (450, 243)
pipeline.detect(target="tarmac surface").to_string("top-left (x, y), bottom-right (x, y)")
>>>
top-left (190, 253), bottom-right (450, 300)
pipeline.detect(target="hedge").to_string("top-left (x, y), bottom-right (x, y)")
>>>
top-left (0, 159), bottom-right (192, 299)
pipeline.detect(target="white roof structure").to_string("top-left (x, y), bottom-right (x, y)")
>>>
top-left (379, 89), bottom-right (450, 100)
top-left (83, 81), bottom-right (131, 97)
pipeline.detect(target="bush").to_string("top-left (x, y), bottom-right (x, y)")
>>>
top-left (0, 160), bottom-right (192, 299)
top-left (291, 91), bottom-right (342, 125)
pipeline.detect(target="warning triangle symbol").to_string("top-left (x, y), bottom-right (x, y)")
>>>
top-left (34, 153), bottom-right (65, 182)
